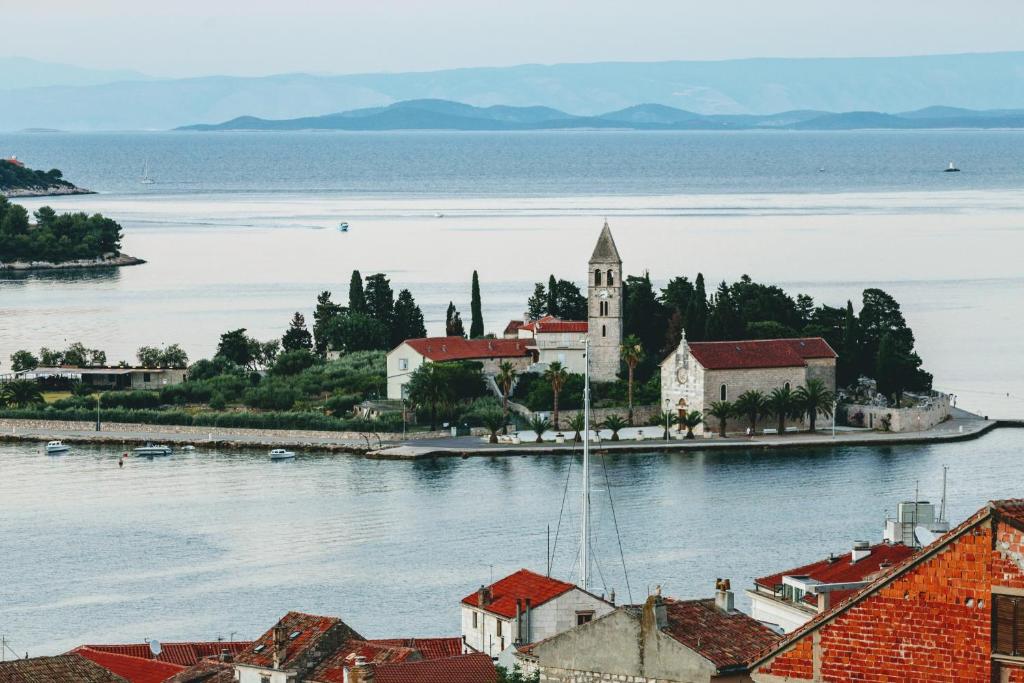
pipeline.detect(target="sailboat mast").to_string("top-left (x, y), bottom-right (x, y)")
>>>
top-left (581, 336), bottom-right (591, 591)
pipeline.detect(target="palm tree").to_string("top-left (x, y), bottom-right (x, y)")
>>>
top-left (601, 414), bottom-right (628, 441)
top-left (767, 386), bottom-right (797, 435)
top-left (794, 378), bottom-right (836, 432)
top-left (479, 410), bottom-right (506, 444)
top-left (619, 336), bottom-right (644, 425)
top-left (542, 361), bottom-right (569, 429)
top-left (496, 361), bottom-right (518, 434)
top-left (734, 390), bottom-right (769, 434)
top-left (527, 415), bottom-right (552, 443)
top-left (705, 400), bottom-right (734, 437)
top-left (679, 410), bottom-right (703, 439)
top-left (1, 379), bottom-right (44, 409)
top-left (567, 413), bottom-right (586, 443)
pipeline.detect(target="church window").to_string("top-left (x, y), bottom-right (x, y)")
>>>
top-left (602, 325), bottom-right (606, 337)
top-left (720, 384), bottom-right (727, 401)
top-left (607, 269), bottom-right (614, 285)
top-left (594, 269), bottom-right (602, 286)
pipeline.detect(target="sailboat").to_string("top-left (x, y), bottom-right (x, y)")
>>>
top-left (944, 161), bottom-right (960, 173)
top-left (140, 160), bottom-right (155, 184)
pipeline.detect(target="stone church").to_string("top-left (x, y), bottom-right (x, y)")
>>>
top-left (587, 221), bottom-right (623, 382)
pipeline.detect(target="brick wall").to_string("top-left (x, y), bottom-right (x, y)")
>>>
top-left (756, 513), bottom-right (1024, 682)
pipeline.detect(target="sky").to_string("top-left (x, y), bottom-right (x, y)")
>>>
top-left (6, 0), bottom-right (1024, 77)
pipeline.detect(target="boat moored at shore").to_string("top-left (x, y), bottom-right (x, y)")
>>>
top-left (133, 444), bottom-right (172, 456)
top-left (45, 440), bottom-right (70, 454)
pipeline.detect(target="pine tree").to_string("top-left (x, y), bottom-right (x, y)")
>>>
top-left (684, 273), bottom-right (708, 342)
top-left (445, 301), bottom-right (466, 337)
top-left (281, 312), bottom-right (313, 351)
top-left (364, 273), bottom-right (394, 325)
top-left (470, 270), bottom-right (484, 338)
top-left (392, 289), bottom-right (426, 345)
top-left (839, 300), bottom-right (860, 388)
top-left (348, 270), bottom-right (366, 313)
top-left (526, 283), bottom-right (547, 320)
top-left (546, 274), bottom-right (559, 317)
top-left (312, 291), bottom-right (343, 356)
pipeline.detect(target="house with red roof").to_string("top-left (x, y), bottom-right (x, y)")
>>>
top-left (460, 568), bottom-right (615, 662)
top-left (386, 336), bottom-right (534, 399)
top-left (746, 541), bottom-right (918, 634)
top-left (660, 332), bottom-right (837, 436)
top-left (518, 583), bottom-right (780, 683)
top-left (750, 499), bottom-right (1024, 682)
top-left (232, 612), bottom-right (362, 683)
top-left (71, 647), bottom-right (185, 683)
top-left (0, 653), bottom-right (128, 682)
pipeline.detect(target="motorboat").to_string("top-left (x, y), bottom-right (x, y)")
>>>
top-left (134, 444), bottom-right (172, 456)
top-left (269, 448), bottom-right (296, 461)
top-left (45, 440), bottom-right (70, 454)
top-left (338, 222), bottom-right (349, 232)
top-left (944, 161), bottom-right (961, 172)
top-left (180, 445), bottom-right (196, 451)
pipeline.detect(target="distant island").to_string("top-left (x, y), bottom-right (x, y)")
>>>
top-left (178, 100), bottom-right (1024, 132)
top-left (0, 197), bottom-right (143, 271)
top-left (0, 157), bottom-right (92, 198)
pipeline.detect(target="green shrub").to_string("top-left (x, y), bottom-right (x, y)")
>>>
top-left (324, 392), bottom-right (361, 417)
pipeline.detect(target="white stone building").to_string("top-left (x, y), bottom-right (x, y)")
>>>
top-left (460, 569), bottom-right (614, 663)
top-left (386, 337), bottom-right (534, 400)
top-left (587, 222), bottom-right (623, 382)
top-left (660, 333), bottom-right (837, 435)
top-left (516, 316), bottom-right (589, 374)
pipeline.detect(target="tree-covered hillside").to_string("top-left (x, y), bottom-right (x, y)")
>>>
top-left (0, 198), bottom-right (123, 262)
top-left (0, 161), bottom-right (79, 195)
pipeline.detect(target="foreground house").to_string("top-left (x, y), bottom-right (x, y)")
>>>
top-left (751, 499), bottom-right (1024, 682)
top-left (0, 653), bottom-right (128, 682)
top-left (747, 541), bottom-right (917, 634)
top-left (520, 583), bottom-right (780, 683)
top-left (19, 365), bottom-right (187, 390)
top-left (660, 335), bottom-right (837, 435)
top-left (461, 569), bottom-right (615, 660)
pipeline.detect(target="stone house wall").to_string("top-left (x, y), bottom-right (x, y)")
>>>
top-left (840, 394), bottom-right (950, 433)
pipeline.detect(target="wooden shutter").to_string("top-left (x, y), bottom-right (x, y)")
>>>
top-left (994, 594), bottom-right (1018, 656)
top-left (1016, 597), bottom-right (1024, 656)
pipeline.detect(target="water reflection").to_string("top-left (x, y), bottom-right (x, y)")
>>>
top-left (0, 267), bottom-right (122, 285)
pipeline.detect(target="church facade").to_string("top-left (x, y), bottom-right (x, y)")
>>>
top-left (660, 334), bottom-right (837, 435)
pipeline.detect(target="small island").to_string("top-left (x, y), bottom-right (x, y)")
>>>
top-left (0, 197), bottom-right (144, 271)
top-left (0, 156), bottom-right (93, 198)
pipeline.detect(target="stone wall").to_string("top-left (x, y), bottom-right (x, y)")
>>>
top-left (539, 667), bottom-right (668, 683)
top-left (840, 394), bottom-right (950, 433)
top-left (546, 405), bottom-right (661, 427)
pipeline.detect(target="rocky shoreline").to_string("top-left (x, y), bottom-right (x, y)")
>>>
top-left (0, 253), bottom-right (145, 271)
top-left (0, 185), bottom-right (95, 198)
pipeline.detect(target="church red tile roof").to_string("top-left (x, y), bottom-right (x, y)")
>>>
top-left (659, 599), bottom-right (781, 672)
top-left (374, 653), bottom-right (497, 683)
top-left (520, 316), bottom-right (588, 334)
top-left (233, 611), bottom-right (351, 670)
top-left (461, 568), bottom-right (581, 619)
top-left (77, 641), bottom-right (251, 667)
top-left (686, 337), bottom-right (836, 370)
top-left (403, 337), bottom-right (532, 362)
top-left (72, 648), bottom-right (184, 683)
top-left (0, 654), bottom-right (128, 682)
top-left (754, 542), bottom-right (918, 608)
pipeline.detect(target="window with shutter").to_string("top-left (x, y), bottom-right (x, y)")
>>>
top-left (993, 593), bottom-right (1023, 657)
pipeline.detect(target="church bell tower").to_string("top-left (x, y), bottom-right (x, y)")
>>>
top-left (587, 221), bottom-right (623, 382)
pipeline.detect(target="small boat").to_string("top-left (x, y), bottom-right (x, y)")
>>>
top-left (338, 222), bottom-right (349, 232)
top-left (180, 445), bottom-right (196, 452)
top-left (134, 444), bottom-right (172, 456)
top-left (944, 161), bottom-right (960, 172)
top-left (269, 448), bottom-right (296, 461)
top-left (434, 212), bottom-right (444, 218)
top-left (45, 440), bottom-right (70, 454)
top-left (140, 160), bottom-right (155, 184)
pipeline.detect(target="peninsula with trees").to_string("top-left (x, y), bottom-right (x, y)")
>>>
top-left (0, 156), bottom-right (92, 198)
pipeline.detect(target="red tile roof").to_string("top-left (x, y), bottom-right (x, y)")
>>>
top-left (503, 320), bottom-right (525, 336)
top-left (520, 316), bottom-right (588, 334)
top-left (374, 653), bottom-right (497, 683)
top-left (660, 599), bottom-right (781, 671)
top-left (755, 542), bottom-right (917, 607)
top-left (163, 660), bottom-right (235, 683)
top-left (369, 637), bottom-right (463, 660)
top-left (685, 337), bottom-right (836, 371)
top-left (3, 157), bottom-right (25, 168)
top-left (72, 648), bottom-right (184, 683)
top-left (461, 568), bottom-right (582, 619)
top-left (233, 611), bottom-right (353, 670)
top-left (403, 337), bottom-right (532, 362)
top-left (78, 641), bottom-right (251, 667)
top-left (309, 641), bottom-right (420, 683)
top-left (0, 654), bottom-right (128, 682)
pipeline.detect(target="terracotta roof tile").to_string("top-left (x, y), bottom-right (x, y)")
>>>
top-left (660, 599), bottom-right (781, 671)
top-left (72, 648), bottom-right (184, 683)
top-left (685, 337), bottom-right (836, 370)
top-left (520, 316), bottom-right (588, 334)
top-left (233, 611), bottom-right (349, 670)
top-left (374, 653), bottom-right (497, 683)
top-left (461, 569), bottom-right (580, 619)
top-left (368, 637), bottom-right (463, 660)
top-left (163, 660), bottom-right (235, 683)
top-left (503, 320), bottom-right (525, 335)
top-left (403, 337), bottom-right (532, 362)
top-left (78, 642), bottom-right (251, 667)
top-left (0, 654), bottom-right (128, 683)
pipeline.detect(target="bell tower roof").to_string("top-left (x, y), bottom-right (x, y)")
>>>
top-left (590, 220), bottom-right (622, 264)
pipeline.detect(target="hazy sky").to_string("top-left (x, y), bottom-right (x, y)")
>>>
top-left (8, 0), bottom-right (1024, 77)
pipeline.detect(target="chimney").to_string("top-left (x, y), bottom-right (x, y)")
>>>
top-left (477, 585), bottom-right (491, 606)
top-left (609, 589), bottom-right (616, 606)
top-left (817, 591), bottom-right (832, 613)
top-left (272, 625), bottom-right (288, 669)
top-left (851, 540), bottom-right (871, 563)
top-left (348, 655), bottom-right (375, 683)
top-left (515, 599), bottom-right (523, 644)
top-left (524, 598), bottom-right (532, 643)
top-left (650, 585), bottom-right (668, 629)
top-left (218, 649), bottom-right (232, 663)
top-left (714, 578), bottom-right (734, 613)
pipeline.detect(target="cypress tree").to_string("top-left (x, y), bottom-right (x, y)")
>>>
top-left (364, 273), bottom-right (394, 325)
top-left (445, 301), bottom-right (466, 337)
top-left (348, 270), bottom-right (366, 313)
top-left (839, 300), bottom-right (860, 388)
top-left (392, 289), bottom-right (426, 345)
top-left (546, 274), bottom-right (559, 317)
top-left (685, 273), bottom-right (708, 341)
top-left (470, 270), bottom-right (484, 338)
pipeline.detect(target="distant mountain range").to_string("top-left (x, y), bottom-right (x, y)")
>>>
top-left (179, 100), bottom-right (1024, 132)
top-left (4, 52), bottom-right (1024, 131)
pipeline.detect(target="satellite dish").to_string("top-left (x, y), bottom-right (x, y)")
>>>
top-left (149, 639), bottom-right (162, 657)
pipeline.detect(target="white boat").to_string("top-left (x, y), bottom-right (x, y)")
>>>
top-left (338, 222), bottom-right (349, 232)
top-left (134, 444), bottom-right (172, 456)
top-left (269, 448), bottom-right (296, 460)
top-left (45, 440), bottom-right (70, 454)
top-left (434, 212), bottom-right (444, 218)
top-left (944, 161), bottom-right (961, 172)
top-left (180, 445), bottom-right (196, 451)
top-left (140, 160), bottom-right (155, 184)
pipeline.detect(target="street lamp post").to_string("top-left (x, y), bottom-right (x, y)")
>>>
top-left (95, 392), bottom-right (101, 432)
top-left (831, 399), bottom-right (837, 439)
top-left (664, 398), bottom-right (671, 441)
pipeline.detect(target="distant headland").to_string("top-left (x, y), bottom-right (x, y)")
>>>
top-left (0, 157), bottom-right (93, 198)
top-left (177, 100), bottom-right (1024, 132)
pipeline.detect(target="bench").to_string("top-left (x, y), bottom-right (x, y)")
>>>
top-left (763, 428), bottom-right (778, 435)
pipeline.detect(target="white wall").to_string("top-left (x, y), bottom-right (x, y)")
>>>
top-left (746, 590), bottom-right (814, 634)
top-left (236, 664), bottom-right (294, 683)
top-left (386, 343), bottom-right (425, 400)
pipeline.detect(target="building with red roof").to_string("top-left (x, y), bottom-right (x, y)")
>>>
top-left (232, 611), bottom-right (363, 683)
top-left (750, 500), bottom-right (1024, 682)
top-left (71, 648), bottom-right (184, 683)
top-left (386, 336), bottom-right (534, 399)
top-left (2, 156), bottom-right (25, 168)
top-left (0, 654), bottom-right (128, 683)
top-left (660, 332), bottom-right (837, 436)
top-left (460, 568), bottom-right (614, 660)
top-left (519, 584), bottom-right (780, 683)
top-left (76, 641), bottom-right (251, 667)
top-left (747, 541), bottom-right (918, 633)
